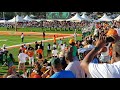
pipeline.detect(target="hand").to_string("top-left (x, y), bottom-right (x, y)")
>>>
top-left (95, 35), bottom-right (106, 48)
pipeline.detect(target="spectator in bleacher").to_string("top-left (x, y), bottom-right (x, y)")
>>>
top-left (65, 51), bottom-right (85, 78)
top-left (81, 34), bottom-right (120, 78)
top-left (50, 58), bottom-right (76, 78)
top-left (69, 39), bottom-right (79, 61)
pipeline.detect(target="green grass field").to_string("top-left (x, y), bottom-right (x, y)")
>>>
top-left (0, 36), bottom-right (44, 47)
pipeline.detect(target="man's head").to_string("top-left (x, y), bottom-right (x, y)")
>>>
top-left (87, 40), bottom-right (93, 45)
top-left (69, 39), bottom-right (75, 45)
top-left (65, 51), bottom-right (73, 63)
top-left (113, 41), bottom-right (120, 62)
top-left (51, 58), bottom-right (62, 72)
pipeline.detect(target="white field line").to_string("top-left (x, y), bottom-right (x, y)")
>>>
top-left (7, 35), bottom-right (74, 49)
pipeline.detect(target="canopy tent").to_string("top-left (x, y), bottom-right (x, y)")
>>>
top-left (81, 13), bottom-right (92, 21)
top-left (66, 13), bottom-right (84, 22)
top-left (114, 15), bottom-right (120, 21)
top-left (30, 14), bottom-right (36, 18)
top-left (24, 15), bottom-right (34, 21)
top-left (35, 19), bottom-right (42, 22)
top-left (8, 15), bottom-right (25, 23)
top-left (95, 13), bottom-right (113, 22)
top-left (0, 20), bottom-right (8, 24)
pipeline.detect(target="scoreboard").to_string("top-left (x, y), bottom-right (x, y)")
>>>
top-left (46, 12), bottom-right (70, 19)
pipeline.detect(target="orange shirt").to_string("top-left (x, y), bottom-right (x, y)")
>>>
top-left (28, 51), bottom-right (34, 57)
top-left (22, 47), bottom-right (26, 52)
top-left (53, 36), bottom-right (56, 43)
top-left (109, 48), bottom-right (112, 57)
top-left (36, 49), bottom-right (43, 55)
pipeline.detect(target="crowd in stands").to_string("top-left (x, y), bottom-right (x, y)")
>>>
top-left (0, 20), bottom-right (120, 78)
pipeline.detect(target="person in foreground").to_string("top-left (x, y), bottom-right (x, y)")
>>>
top-left (50, 58), bottom-right (76, 78)
top-left (65, 51), bottom-right (85, 78)
top-left (81, 34), bottom-right (120, 78)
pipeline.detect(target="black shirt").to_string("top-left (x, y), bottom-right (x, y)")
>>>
top-left (35, 44), bottom-right (39, 50)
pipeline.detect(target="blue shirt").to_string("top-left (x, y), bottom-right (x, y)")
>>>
top-left (91, 58), bottom-right (99, 63)
top-left (50, 70), bottom-right (76, 78)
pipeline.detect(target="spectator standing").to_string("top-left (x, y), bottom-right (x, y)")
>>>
top-left (65, 51), bottom-right (85, 78)
top-left (18, 50), bottom-right (29, 73)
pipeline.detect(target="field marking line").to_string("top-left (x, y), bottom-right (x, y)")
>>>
top-left (0, 39), bottom-right (7, 41)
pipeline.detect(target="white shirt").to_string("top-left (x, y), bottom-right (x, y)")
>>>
top-left (87, 44), bottom-right (95, 50)
top-left (88, 61), bottom-right (120, 78)
top-left (94, 28), bottom-right (98, 36)
top-left (52, 49), bottom-right (58, 56)
top-left (18, 53), bottom-right (29, 63)
top-left (47, 46), bottom-right (51, 50)
top-left (21, 34), bottom-right (24, 38)
top-left (53, 44), bottom-right (57, 48)
top-left (60, 45), bottom-right (65, 51)
top-left (65, 61), bottom-right (85, 78)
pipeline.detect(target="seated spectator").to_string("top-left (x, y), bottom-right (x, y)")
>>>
top-left (50, 58), bottom-right (76, 78)
top-left (28, 61), bottom-right (42, 78)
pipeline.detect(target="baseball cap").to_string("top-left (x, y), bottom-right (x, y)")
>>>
top-left (51, 58), bottom-right (61, 66)
top-left (69, 39), bottom-right (75, 44)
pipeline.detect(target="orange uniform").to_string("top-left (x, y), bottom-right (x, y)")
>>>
top-left (53, 35), bottom-right (56, 43)
top-left (28, 51), bottom-right (34, 57)
top-left (36, 49), bottom-right (43, 55)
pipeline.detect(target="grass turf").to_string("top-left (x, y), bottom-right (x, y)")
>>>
top-left (0, 36), bottom-right (44, 47)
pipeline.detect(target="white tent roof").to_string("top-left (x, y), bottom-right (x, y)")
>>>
top-left (66, 13), bottom-right (84, 22)
top-left (114, 15), bottom-right (120, 21)
top-left (0, 20), bottom-right (8, 24)
top-left (8, 15), bottom-right (25, 23)
top-left (24, 15), bottom-right (34, 21)
top-left (96, 13), bottom-right (113, 22)
top-left (81, 13), bottom-right (92, 21)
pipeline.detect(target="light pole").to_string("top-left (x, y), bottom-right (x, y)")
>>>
top-left (3, 12), bottom-right (5, 25)
top-left (15, 12), bottom-right (17, 31)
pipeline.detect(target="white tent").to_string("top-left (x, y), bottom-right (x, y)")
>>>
top-left (81, 13), bottom-right (92, 21)
top-left (114, 15), bottom-right (120, 21)
top-left (0, 20), bottom-right (8, 24)
top-left (24, 15), bottom-right (34, 21)
top-left (96, 13), bottom-right (113, 22)
top-left (66, 13), bottom-right (84, 22)
top-left (8, 15), bottom-right (25, 23)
